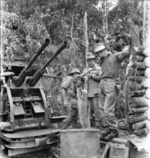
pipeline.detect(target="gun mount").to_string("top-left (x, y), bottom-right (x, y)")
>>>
top-left (27, 40), bottom-right (67, 87)
top-left (0, 40), bottom-right (68, 157)
top-left (14, 38), bottom-right (50, 87)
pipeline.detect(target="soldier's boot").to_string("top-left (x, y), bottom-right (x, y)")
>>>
top-left (118, 118), bottom-right (129, 130)
top-left (60, 107), bottom-right (78, 129)
top-left (100, 125), bottom-right (111, 138)
top-left (100, 124), bottom-right (119, 141)
top-left (104, 128), bottom-right (119, 141)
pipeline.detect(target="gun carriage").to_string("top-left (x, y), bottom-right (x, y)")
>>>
top-left (0, 39), bottom-right (67, 157)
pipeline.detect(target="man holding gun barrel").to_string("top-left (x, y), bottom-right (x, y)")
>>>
top-left (94, 42), bottom-right (130, 140)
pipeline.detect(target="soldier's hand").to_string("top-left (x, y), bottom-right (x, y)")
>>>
top-left (84, 75), bottom-right (89, 81)
top-left (87, 74), bottom-right (94, 79)
top-left (76, 80), bottom-right (83, 87)
top-left (63, 98), bottom-right (70, 107)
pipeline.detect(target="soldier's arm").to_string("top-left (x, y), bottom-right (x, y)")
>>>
top-left (91, 75), bottom-right (101, 82)
top-left (90, 66), bottom-right (102, 82)
top-left (116, 46), bottom-right (130, 62)
top-left (61, 77), bottom-right (72, 100)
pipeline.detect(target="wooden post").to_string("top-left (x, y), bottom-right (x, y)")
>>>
top-left (105, 0), bottom-right (108, 33)
top-left (84, 12), bottom-right (89, 67)
top-left (77, 12), bottom-right (91, 128)
top-left (77, 86), bottom-right (90, 128)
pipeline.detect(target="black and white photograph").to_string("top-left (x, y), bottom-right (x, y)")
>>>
top-left (0, 0), bottom-right (150, 157)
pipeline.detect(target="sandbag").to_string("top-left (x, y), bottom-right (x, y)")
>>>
top-left (129, 97), bottom-right (148, 106)
top-left (132, 120), bottom-right (147, 130)
top-left (133, 127), bottom-right (149, 137)
top-left (132, 61), bottom-right (146, 69)
top-left (143, 47), bottom-right (150, 57)
top-left (129, 83), bottom-right (144, 91)
top-left (130, 89), bottom-right (145, 97)
top-left (131, 107), bottom-right (148, 113)
top-left (130, 102), bottom-right (148, 108)
top-left (136, 69), bottom-right (145, 76)
top-left (128, 76), bottom-right (144, 83)
top-left (145, 68), bottom-right (150, 78)
top-left (132, 54), bottom-right (144, 62)
top-left (145, 88), bottom-right (150, 98)
top-left (144, 57), bottom-right (150, 67)
top-left (143, 78), bottom-right (150, 88)
top-left (133, 47), bottom-right (145, 56)
top-left (128, 114), bottom-right (147, 124)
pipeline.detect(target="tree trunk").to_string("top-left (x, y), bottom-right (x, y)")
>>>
top-left (77, 81), bottom-right (90, 128)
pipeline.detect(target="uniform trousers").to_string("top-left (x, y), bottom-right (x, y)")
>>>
top-left (99, 78), bottom-right (117, 128)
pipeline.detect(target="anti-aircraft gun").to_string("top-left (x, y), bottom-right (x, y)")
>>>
top-left (0, 40), bottom-right (67, 157)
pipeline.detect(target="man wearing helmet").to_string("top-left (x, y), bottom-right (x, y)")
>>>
top-left (59, 67), bottom-right (81, 129)
top-left (94, 42), bottom-right (130, 140)
top-left (81, 52), bottom-right (102, 127)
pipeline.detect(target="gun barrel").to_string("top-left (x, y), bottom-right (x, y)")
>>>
top-left (14, 39), bottom-right (50, 87)
top-left (26, 39), bottom-right (50, 69)
top-left (28, 41), bottom-right (67, 87)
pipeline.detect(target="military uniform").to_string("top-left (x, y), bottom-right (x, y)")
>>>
top-left (94, 42), bottom-right (130, 140)
top-left (59, 68), bottom-right (80, 129)
top-left (83, 53), bottom-right (102, 127)
top-left (60, 76), bottom-right (77, 115)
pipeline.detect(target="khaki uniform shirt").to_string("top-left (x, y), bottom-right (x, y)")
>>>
top-left (100, 48), bottom-right (129, 79)
top-left (61, 76), bottom-right (76, 99)
top-left (83, 64), bottom-right (102, 97)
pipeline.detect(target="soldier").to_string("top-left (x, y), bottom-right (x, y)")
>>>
top-left (94, 42), bottom-right (130, 140)
top-left (59, 67), bottom-right (81, 129)
top-left (82, 52), bottom-right (102, 127)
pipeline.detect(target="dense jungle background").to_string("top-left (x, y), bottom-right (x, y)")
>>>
top-left (1, 0), bottom-right (142, 116)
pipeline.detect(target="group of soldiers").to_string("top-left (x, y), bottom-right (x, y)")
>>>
top-left (57, 41), bottom-right (132, 141)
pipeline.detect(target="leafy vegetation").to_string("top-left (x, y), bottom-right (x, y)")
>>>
top-left (1, 0), bottom-right (143, 114)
